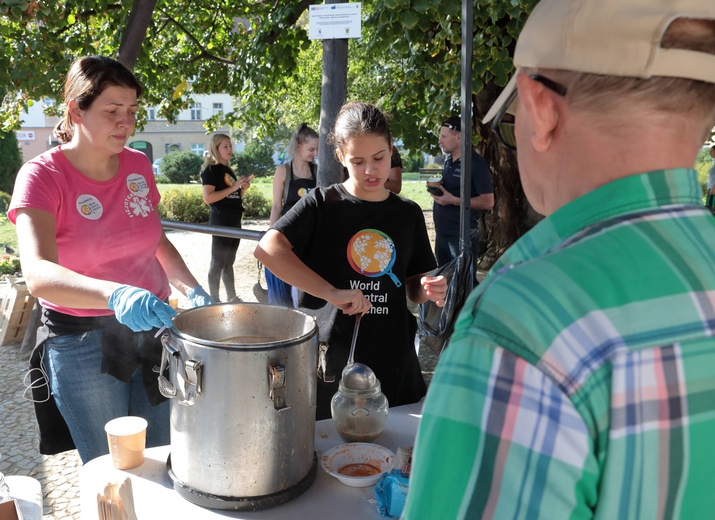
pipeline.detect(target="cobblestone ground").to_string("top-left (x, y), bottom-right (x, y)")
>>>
top-left (0, 215), bottom-right (447, 519)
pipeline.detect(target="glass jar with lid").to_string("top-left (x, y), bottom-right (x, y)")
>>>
top-left (331, 362), bottom-right (389, 443)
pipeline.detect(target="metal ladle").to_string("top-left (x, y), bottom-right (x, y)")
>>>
top-left (342, 313), bottom-right (362, 376)
top-left (340, 314), bottom-right (378, 391)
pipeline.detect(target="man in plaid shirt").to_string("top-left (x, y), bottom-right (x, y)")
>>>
top-left (405, 0), bottom-right (715, 518)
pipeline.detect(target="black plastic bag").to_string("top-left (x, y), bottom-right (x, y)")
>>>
top-left (417, 248), bottom-right (474, 354)
top-left (706, 194), bottom-right (715, 216)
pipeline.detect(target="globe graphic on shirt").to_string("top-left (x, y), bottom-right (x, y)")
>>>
top-left (347, 229), bottom-right (402, 287)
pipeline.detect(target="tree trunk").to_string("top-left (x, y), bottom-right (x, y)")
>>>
top-left (317, 0), bottom-right (348, 187)
top-left (117, 0), bottom-right (159, 68)
top-left (474, 85), bottom-right (542, 269)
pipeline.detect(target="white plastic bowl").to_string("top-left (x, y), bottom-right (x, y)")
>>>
top-left (321, 443), bottom-right (394, 488)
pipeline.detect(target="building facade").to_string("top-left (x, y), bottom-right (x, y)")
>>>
top-left (17, 93), bottom-right (235, 164)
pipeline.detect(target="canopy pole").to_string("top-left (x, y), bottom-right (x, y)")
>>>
top-left (459, 0), bottom-right (474, 291)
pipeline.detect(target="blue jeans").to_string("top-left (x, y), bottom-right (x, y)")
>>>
top-left (43, 329), bottom-right (169, 463)
top-left (265, 267), bottom-right (294, 307)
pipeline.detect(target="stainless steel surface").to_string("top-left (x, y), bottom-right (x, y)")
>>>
top-left (163, 303), bottom-right (319, 505)
top-left (157, 337), bottom-right (178, 398)
top-left (161, 219), bottom-right (264, 241)
top-left (343, 313), bottom-right (362, 374)
top-left (341, 362), bottom-right (377, 391)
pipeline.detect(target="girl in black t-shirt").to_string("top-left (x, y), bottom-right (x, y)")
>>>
top-left (266, 123), bottom-right (319, 307)
top-left (200, 133), bottom-right (252, 302)
top-left (256, 103), bottom-right (448, 419)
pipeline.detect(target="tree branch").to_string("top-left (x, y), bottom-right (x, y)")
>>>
top-left (162, 10), bottom-right (237, 65)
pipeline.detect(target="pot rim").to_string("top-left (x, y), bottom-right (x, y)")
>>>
top-left (169, 302), bottom-right (319, 351)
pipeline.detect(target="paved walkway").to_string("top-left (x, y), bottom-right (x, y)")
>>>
top-left (0, 219), bottom-right (444, 519)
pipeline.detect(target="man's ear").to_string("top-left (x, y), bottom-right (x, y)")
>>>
top-left (516, 74), bottom-right (561, 152)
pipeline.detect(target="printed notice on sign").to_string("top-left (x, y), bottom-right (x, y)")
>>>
top-left (309, 3), bottom-right (362, 40)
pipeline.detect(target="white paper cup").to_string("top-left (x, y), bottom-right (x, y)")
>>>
top-left (426, 176), bottom-right (442, 186)
top-left (105, 417), bottom-right (148, 470)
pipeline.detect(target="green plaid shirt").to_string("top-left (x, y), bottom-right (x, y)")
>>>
top-left (405, 169), bottom-right (715, 519)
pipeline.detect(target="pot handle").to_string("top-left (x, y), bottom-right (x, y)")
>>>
top-left (178, 359), bottom-right (202, 407)
top-left (317, 342), bottom-right (335, 383)
top-left (269, 364), bottom-right (291, 412)
top-left (158, 335), bottom-right (180, 399)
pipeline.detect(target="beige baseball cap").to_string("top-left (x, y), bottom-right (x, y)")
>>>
top-left (483, 0), bottom-right (715, 123)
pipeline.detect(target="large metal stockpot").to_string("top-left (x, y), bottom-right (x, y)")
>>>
top-left (159, 303), bottom-right (319, 511)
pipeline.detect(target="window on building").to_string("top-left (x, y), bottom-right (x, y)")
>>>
top-left (165, 143), bottom-right (181, 153)
top-left (191, 143), bottom-right (205, 156)
top-left (212, 103), bottom-right (223, 117)
top-left (190, 103), bottom-right (202, 120)
top-left (148, 107), bottom-right (156, 120)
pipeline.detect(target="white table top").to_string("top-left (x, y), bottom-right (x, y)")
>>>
top-left (5, 475), bottom-right (42, 520)
top-left (80, 402), bottom-right (422, 519)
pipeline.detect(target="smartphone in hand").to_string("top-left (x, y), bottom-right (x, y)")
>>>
top-left (426, 185), bottom-right (443, 196)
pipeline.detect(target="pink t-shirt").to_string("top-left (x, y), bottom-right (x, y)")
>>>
top-left (8, 146), bottom-right (170, 317)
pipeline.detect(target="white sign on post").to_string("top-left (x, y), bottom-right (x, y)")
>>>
top-left (309, 3), bottom-right (362, 40)
top-left (16, 131), bottom-right (35, 140)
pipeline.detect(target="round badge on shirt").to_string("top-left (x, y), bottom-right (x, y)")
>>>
top-left (126, 173), bottom-right (150, 198)
top-left (76, 194), bottom-right (103, 220)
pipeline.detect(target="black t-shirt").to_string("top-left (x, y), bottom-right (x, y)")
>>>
top-left (282, 161), bottom-right (317, 216)
top-left (200, 163), bottom-right (243, 213)
top-left (433, 149), bottom-right (493, 237)
top-left (273, 184), bottom-right (435, 418)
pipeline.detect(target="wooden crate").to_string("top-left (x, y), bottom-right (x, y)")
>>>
top-left (0, 276), bottom-right (37, 346)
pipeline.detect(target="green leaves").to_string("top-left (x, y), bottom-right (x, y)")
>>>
top-left (401, 10), bottom-right (418, 30)
top-left (0, 0), bottom-right (540, 153)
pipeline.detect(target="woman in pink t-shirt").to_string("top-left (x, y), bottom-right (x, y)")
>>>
top-left (8, 56), bottom-right (212, 463)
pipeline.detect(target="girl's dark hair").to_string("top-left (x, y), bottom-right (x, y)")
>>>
top-left (287, 122), bottom-right (319, 159)
top-left (53, 56), bottom-right (143, 144)
top-left (330, 102), bottom-right (391, 153)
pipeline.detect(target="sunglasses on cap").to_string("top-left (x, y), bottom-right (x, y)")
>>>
top-left (442, 121), bottom-right (459, 131)
top-left (492, 74), bottom-right (568, 151)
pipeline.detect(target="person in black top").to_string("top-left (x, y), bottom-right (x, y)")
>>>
top-left (266, 123), bottom-right (318, 306)
top-left (430, 116), bottom-right (494, 282)
top-left (200, 133), bottom-right (253, 302)
top-left (256, 102), bottom-right (448, 419)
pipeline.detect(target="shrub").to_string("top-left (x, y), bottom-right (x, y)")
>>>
top-left (233, 140), bottom-right (276, 178)
top-left (402, 151), bottom-right (425, 172)
top-left (161, 151), bottom-right (204, 184)
top-left (0, 254), bottom-right (21, 275)
top-left (242, 187), bottom-right (271, 218)
top-left (0, 191), bottom-right (11, 214)
top-left (159, 188), bottom-right (209, 222)
top-left (0, 132), bottom-right (23, 194)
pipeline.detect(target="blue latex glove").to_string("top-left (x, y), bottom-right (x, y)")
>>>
top-left (187, 286), bottom-right (213, 308)
top-left (108, 285), bottom-right (177, 332)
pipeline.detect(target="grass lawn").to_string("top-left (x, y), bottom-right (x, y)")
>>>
top-left (157, 172), bottom-right (434, 210)
top-left (0, 173), bottom-right (434, 254)
top-left (0, 218), bottom-right (18, 252)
